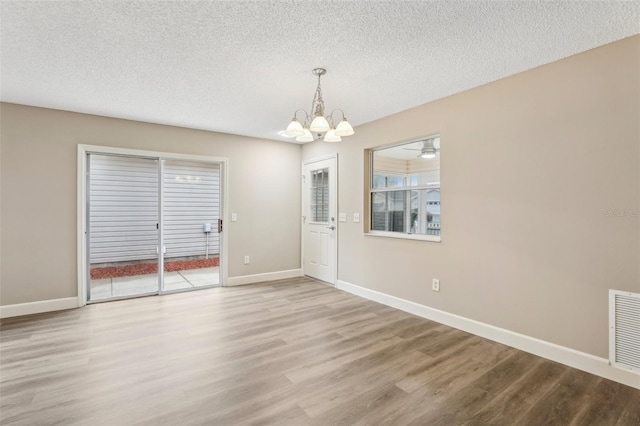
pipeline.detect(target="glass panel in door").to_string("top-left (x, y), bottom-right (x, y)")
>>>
top-left (310, 168), bottom-right (329, 223)
top-left (88, 154), bottom-right (159, 301)
top-left (161, 160), bottom-right (221, 291)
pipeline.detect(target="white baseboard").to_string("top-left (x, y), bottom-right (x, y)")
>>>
top-left (227, 269), bottom-right (302, 286)
top-left (336, 280), bottom-right (640, 390)
top-left (0, 297), bottom-right (79, 319)
top-left (0, 270), bottom-right (304, 317)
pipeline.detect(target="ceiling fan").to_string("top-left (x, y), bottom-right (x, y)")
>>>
top-left (403, 137), bottom-right (439, 159)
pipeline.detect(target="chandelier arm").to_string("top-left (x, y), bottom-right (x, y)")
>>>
top-left (328, 109), bottom-right (346, 127)
top-left (292, 108), bottom-right (309, 123)
top-left (331, 109), bottom-right (346, 120)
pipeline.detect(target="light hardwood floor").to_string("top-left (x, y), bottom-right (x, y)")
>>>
top-left (1, 277), bottom-right (639, 425)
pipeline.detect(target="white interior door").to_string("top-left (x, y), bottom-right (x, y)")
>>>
top-left (302, 157), bottom-right (337, 284)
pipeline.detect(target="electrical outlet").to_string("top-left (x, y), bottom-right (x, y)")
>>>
top-left (432, 278), bottom-right (440, 292)
top-left (244, 256), bottom-right (250, 265)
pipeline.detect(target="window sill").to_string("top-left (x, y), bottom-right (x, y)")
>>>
top-left (364, 231), bottom-right (441, 242)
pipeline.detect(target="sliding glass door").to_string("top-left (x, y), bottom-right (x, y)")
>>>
top-left (88, 155), bottom-right (159, 301)
top-left (87, 153), bottom-right (221, 303)
top-left (161, 160), bottom-right (221, 292)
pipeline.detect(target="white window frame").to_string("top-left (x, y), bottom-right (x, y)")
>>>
top-left (365, 137), bottom-right (441, 242)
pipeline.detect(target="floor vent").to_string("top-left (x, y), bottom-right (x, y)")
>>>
top-left (609, 290), bottom-right (640, 374)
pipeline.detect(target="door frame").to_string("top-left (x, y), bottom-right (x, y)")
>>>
top-left (77, 144), bottom-right (229, 307)
top-left (301, 153), bottom-right (338, 286)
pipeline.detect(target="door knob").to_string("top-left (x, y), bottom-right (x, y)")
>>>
top-left (326, 226), bottom-right (336, 230)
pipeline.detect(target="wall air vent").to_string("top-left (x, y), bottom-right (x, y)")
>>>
top-left (609, 290), bottom-right (640, 374)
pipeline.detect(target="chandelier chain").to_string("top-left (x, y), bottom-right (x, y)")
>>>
top-left (311, 74), bottom-right (324, 121)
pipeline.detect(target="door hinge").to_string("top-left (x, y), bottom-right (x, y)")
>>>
top-left (218, 219), bottom-right (223, 233)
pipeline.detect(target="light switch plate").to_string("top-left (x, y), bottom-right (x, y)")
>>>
top-left (353, 213), bottom-right (360, 223)
top-left (231, 213), bottom-right (237, 222)
top-left (339, 213), bottom-right (347, 222)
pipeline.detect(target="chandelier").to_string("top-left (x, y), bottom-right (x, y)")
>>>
top-left (283, 68), bottom-right (355, 143)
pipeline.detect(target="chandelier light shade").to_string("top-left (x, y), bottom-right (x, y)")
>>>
top-left (323, 128), bottom-right (342, 143)
top-left (334, 118), bottom-right (354, 136)
top-left (284, 118), bottom-right (304, 137)
top-left (297, 128), bottom-right (314, 142)
top-left (284, 68), bottom-right (355, 143)
top-left (310, 115), bottom-right (330, 133)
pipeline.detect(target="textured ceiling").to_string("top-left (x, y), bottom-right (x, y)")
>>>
top-left (1, 1), bottom-right (639, 143)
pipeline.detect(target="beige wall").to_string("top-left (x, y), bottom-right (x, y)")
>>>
top-left (1, 36), bottom-right (638, 360)
top-left (0, 104), bottom-right (302, 305)
top-left (303, 36), bottom-right (640, 358)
